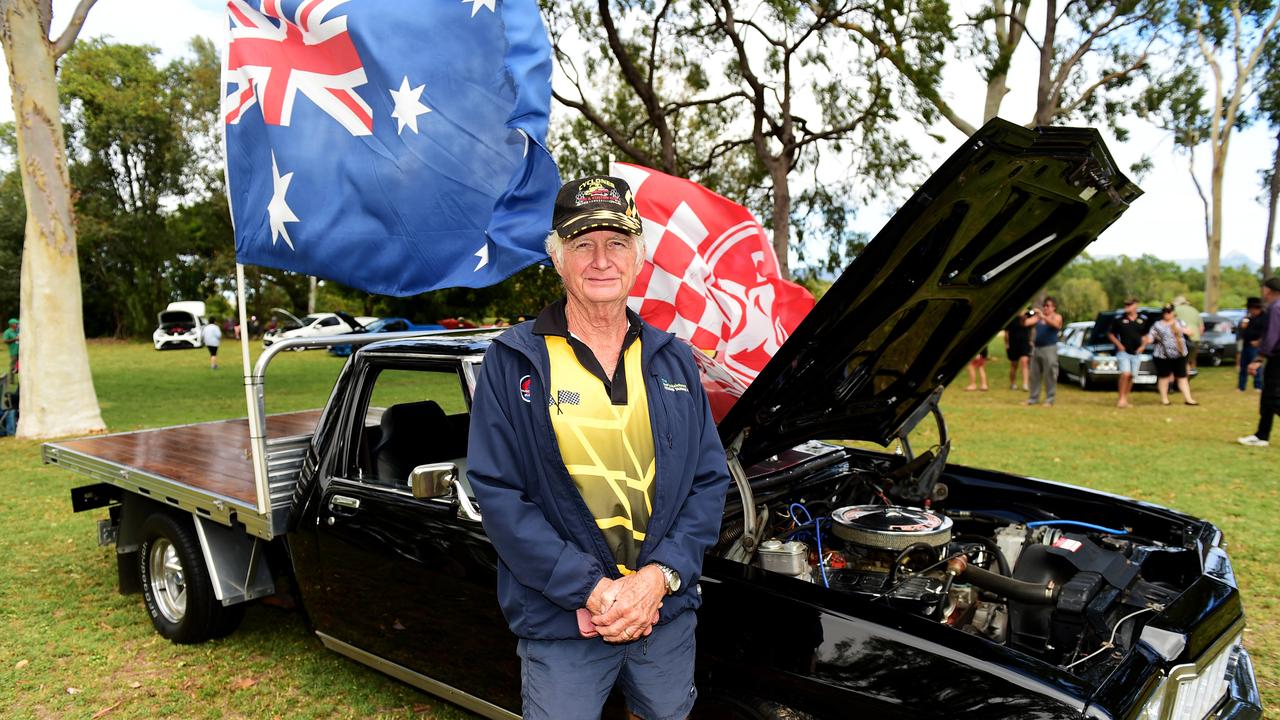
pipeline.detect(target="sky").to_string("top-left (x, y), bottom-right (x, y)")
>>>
top-left (2, 0), bottom-right (1275, 269)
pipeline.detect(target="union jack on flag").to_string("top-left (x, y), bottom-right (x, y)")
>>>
top-left (224, 0), bottom-right (373, 136)
top-left (222, 0), bottom-right (561, 296)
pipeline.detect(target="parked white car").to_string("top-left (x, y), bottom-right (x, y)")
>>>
top-left (261, 309), bottom-right (377, 348)
top-left (152, 301), bottom-right (207, 350)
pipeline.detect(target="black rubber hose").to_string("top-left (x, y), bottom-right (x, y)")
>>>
top-left (954, 534), bottom-right (1011, 576)
top-left (959, 562), bottom-right (1059, 604)
top-left (884, 542), bottom-right (939, 589)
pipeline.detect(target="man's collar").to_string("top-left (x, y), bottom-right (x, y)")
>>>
top-left (533, 298), bottom-right (642, 338)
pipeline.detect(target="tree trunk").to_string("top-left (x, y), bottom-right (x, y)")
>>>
top-left (2, 0), bottom-right (105, 438)
top-left (1206, 150), bottom-right (1225, 312)
top-left (768, 160), bottom-right (791, 279)
top-left (1033, 0), bottom-right (1058, 126)
top-left (1265, 127), bottom-right (1280, 279)
top-left (308, 275), bottom-right (317, 314)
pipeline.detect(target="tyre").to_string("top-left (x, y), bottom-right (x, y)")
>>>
top-left (137, 513), bottom-right (242, 644)
top-left (1078, 372), bottom-right (1089, 390)
top-left (1210, 355), bottom-right (1223, 367)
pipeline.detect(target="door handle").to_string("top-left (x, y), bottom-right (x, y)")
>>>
top-left (329, 494), bottom-right (361, 514)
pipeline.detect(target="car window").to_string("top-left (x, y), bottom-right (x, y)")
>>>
top-left (318, 316), bottom-right (341, 328)
top-left (349, 366), bottom-right (470, 489)
top-left (383, 320), bottom-right (408, 332)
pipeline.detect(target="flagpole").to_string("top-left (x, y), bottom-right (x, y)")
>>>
top-left (237, 263), bottom-right (270, 519)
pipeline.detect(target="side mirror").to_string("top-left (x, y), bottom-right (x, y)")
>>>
top-left (409, 463), bottom-right (458, 499)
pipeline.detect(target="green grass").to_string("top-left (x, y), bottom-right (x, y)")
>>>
top-left (0, 340), bottom-right (1275, 717)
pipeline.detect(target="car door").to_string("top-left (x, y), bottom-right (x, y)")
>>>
top-left (1057, 327), bottom-right (1080, 376)
top-left (314, 357), bottom-right (522, 712)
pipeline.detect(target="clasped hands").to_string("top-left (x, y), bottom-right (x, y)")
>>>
top-left (581, 565), bottom-right (665, 642)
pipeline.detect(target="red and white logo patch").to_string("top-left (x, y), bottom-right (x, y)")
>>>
top-left (1052, 537), bottom-right (1083, 553)
top-left (518, 375), bottom-right (531, 403)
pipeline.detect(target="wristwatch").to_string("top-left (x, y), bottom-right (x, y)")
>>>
top-left (652, 562), bottom-right (681, 595)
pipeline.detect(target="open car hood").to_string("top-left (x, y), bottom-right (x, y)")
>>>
top-left (271, 307), bottom-right (305, 330)
top-left (718, 120), bottom-right (1141, 466)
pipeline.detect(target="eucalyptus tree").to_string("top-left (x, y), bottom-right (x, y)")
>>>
top-left (1140, 0), bottom-right (1280, 311)
top-left (1257, 35), bottom-right (1280, 277)
top-left (0, 0), bottom-right (104, 439)
top-left (833, 0), bottom-right (1171, 133)
top-left (544, 0), bottom-right (917, 278)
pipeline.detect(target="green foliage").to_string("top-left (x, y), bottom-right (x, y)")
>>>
top-left (0, 165), bottom-right (24, 320)
top-left (312, 262), bottom-right (564, 325)
top-left (1052, 277), bottom-right (1110, 323)
top-left (544, 1), bottom-right (925, 274)
top-left (59, 38), bottom-right (220, 337)
top-left (1047, 253), bottom-right (1264, 319)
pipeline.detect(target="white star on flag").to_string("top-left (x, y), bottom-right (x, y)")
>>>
top-left (389, 76), bottom-right (431, 135)
top-left (268, 152), bottom-right (299, 250)
top-left (462, 0), bottom-right (496, 17)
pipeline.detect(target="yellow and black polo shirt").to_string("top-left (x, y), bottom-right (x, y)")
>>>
top-left (534, 300), bottom-right (655, 575)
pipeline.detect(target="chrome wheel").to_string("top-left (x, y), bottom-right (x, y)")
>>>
top-left (148, 538), bottom-right (187, 624)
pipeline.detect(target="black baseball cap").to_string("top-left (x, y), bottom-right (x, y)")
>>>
top-left (551, 175), bottom-right (643, 240)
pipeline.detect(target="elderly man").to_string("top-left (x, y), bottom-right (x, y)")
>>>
top-left (1239, 276), bottom-right (1280, 447)
top-left (468, 175), bottom-right (730, 720)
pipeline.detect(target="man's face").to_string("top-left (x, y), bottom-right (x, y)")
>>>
top-left (553, 229), bottom-right (644, 307)
top-left (1043, 301), bottom-right (1056, 314)
top-left (1124, 302), bottom-right (1137, 317)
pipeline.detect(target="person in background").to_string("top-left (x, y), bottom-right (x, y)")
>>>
top-left (1107, 298), bottom-right (1149, 408)
top-left (1024, 297), bottom-right (1063, 406)
top-left (1146, 304), bottom-right (1197, 406)
top-left (3, 318), bottom-right (17, 375)
top-left (965, 345), bottom-right (989, 391)
top-left (1238, 276), bottom-right (1280, 447)
top-left (1004, 311), bottom-right (1032, 390)
top-left (1173, 295), bottom-right (1204, 371)
top-left (1237, 297), bottom-right (1265, 392)
top-left (202, 317), bottom-right (223, 370)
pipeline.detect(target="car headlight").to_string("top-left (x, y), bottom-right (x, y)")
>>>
top-left (1136, 631), bottom-right (1243, 720)
top-left (1092, 359), bottom-right (1117, 371)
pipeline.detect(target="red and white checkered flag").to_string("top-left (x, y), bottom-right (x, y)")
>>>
top-left (611, 162), bottom-right (815, 382)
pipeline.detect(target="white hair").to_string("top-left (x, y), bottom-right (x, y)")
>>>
top-left (545, 229), bottom-right (645, 265)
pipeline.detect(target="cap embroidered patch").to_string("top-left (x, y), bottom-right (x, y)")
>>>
top-left (574, 177), bottom-right (622, 207)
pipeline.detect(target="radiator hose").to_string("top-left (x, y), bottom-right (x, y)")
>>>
top-left (947, 556), bottom-right (1059, 604)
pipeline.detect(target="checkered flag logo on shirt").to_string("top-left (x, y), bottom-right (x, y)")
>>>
top-left (610, 163), bottom-right (815, 382)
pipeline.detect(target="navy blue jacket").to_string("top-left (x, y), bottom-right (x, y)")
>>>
top-left (467, 319), bottom-right (731, 640)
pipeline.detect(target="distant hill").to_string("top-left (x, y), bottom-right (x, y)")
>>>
top-left (1084, 250), bottom-right (1262, 271)
top-left (1169, 251), bottom-right (1260, 272)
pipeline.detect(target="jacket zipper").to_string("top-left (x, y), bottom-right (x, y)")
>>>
top-left (650, 372), bottom-right (674, 449)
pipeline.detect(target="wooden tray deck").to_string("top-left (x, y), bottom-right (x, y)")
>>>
top-left (54, 410), bottom-right (322, 505)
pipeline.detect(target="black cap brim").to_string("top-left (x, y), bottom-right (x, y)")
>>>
top-left (556, 210), bottom-right (643, 240)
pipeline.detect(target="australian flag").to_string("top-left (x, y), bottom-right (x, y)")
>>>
top-left (222, 0), bottom-right (560, 296)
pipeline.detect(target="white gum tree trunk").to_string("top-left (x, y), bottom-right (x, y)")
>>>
top-left (1, 0), bottom-right (103, 438)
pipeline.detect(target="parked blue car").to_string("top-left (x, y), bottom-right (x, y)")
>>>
top-left (327, 317), bottom-right (444, 357)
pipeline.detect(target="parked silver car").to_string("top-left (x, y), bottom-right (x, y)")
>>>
top-left (1056, 317), bottom-right (1157, 390)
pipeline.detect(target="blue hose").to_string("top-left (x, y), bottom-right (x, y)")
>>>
top-left (1026, 519), bottom-right (1128, 535)
top-left (789, 503), bottom-right (830, 587)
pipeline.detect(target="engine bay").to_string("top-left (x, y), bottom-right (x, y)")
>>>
top-left (720, 441), bottom-right (1202, 677)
